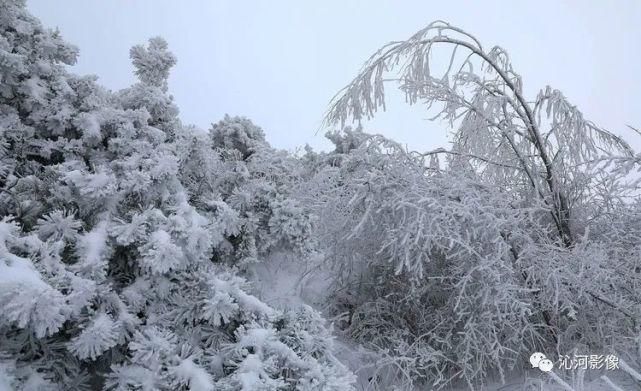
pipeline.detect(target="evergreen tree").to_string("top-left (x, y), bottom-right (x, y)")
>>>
top-left (0, 1), bottom-right (355, 389)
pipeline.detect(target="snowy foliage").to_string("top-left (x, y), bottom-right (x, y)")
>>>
top-left (301, 128), bottom-right (641, 389)
top-left (2, 2), bottom-right (640, 391)
top-left (324, 21), bottom-right (633, 249)
top-left (211, 115), bottom-right (267, 160)
top-left (317, 21), bottom-right (641, 390)
top-left (0, 2), bottom-right (353, 389)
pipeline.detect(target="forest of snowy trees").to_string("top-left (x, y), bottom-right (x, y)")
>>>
top-left (1, 1), bottom-right (641, 390)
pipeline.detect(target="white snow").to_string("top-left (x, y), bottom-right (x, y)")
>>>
top-left (173, 358), bottom-right (214, 391)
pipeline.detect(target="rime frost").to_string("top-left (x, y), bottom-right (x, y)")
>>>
top-left (1, 2), bottom-right (640, 391)
top-left (0, 1), bottom-right (354, 389)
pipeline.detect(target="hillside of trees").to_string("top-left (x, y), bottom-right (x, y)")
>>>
top-left (1, 1), bottom-right (641, 390)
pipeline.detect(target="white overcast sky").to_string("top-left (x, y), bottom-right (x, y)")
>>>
top-left (28, 0), bottom-right (641, 153)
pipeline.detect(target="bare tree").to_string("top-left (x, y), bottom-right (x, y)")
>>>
top-left (324, 21), bottom-right (633, 247)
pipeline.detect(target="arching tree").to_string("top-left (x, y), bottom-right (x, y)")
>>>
top-left (324, 20), bottom-right (634, 247)
top-left (314, 21), bottom-right (641, 389)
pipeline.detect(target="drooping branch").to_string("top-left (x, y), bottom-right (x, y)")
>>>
top-left (323, 20), bottom-right (633, 246)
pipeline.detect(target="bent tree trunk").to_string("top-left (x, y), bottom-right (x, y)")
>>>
top-left (324, 21), bottom-right (632, 247)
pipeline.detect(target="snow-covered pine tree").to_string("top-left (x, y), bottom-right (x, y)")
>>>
top-left (179, 114), bottom-right (315, 267)
top-left (0, 1), bottom-right (355, 389)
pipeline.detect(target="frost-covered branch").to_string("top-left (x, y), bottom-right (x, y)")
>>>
top-left (324, 20), bottom-right (633, 246)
